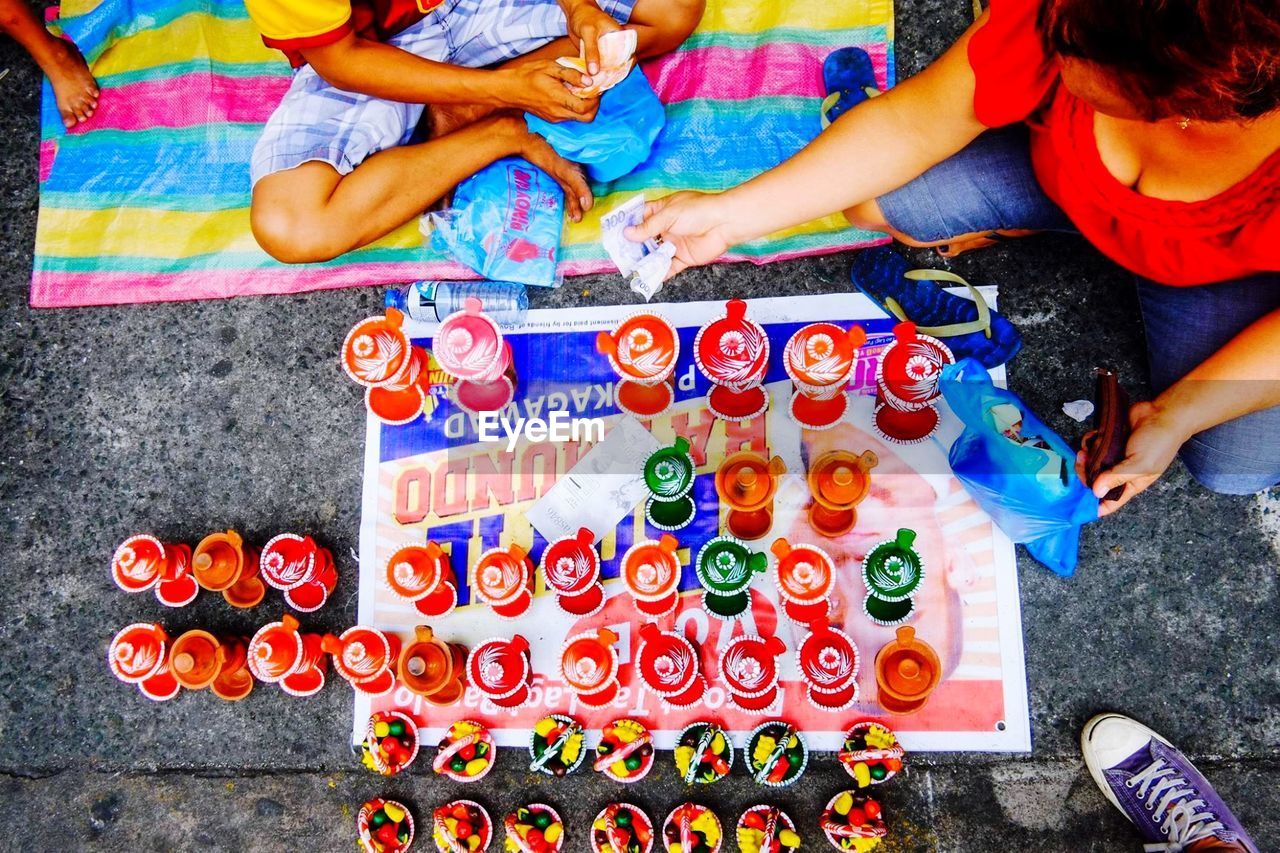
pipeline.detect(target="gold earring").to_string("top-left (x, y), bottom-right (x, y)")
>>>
top-left (1177, 116), bottom-right (1191, 130)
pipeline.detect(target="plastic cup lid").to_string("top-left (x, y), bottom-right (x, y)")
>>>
top-left (783, 322), bottom-right (864, 389)
top-left (560, 629), bottom-right (620, 693)
top-left (862, 528), bottom-right (925, 601)
top-left (108, 623), bottom-right (167, 684)
top-left (694, 299), bottom-right (770, 388)
top-left (601, 312), bottom-right (680, 383)
top-left (342, 310), bottom-right (413, 389)
top-left (467, 636), bottom-right (531, 698)
top-left (636, 624), bottom-right (700, 695)
top-left (643, 438), bottom-right (696, 500)
top-left (474, 547), bottom-right (530, 606)
top-left (772, 540), bottom-right (836, 604)
top-left (434, 297), bottom-right (508, 382)
top-left (876, 322), bottom-right (954, 409)
top-left (259, 533), bottom-right (317, 592)
top-left (720, 634), bottom-right (785, 696)
top-left (798, 621), bottom-right (860, 691)
top-left (621, 537), bottom-right (682, 601)
top-left (540, 529), bottom-right (601, 596)
top-left (695, 536), bottom-right (767, 595)
top-left (111, 535), bottom-right (167, 592)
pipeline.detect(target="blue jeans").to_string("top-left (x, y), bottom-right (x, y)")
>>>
top-left (877, 127), bottom-right (1280, 495)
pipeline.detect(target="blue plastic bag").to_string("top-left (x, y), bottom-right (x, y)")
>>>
top-left (940, 359), bottom-right (1098, 576)
top-left (430, 157), bottom-right (564, 288)
top-left (525, 66), bottom-right (666, 183)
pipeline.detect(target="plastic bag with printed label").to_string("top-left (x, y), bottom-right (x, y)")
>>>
top-left (428, 157), bottom-right (564, 288)
top-left (940, 358), bottom-right (1099, 576)
top-left (525, 65), bottom-right (666, 183)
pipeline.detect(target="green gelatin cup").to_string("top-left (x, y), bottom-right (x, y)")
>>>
top-left (644, 437), bottom-right (696, 501)
top-left (861, 528), bottom-right (924, 602)
top-left (695, 536), bottom-right (768, 596)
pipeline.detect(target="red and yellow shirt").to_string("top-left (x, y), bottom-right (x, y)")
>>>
top-left (246, 0), bottom-right (444, 67)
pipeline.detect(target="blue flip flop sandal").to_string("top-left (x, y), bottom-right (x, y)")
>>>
top-left (821, 46), bottom-right (881, 128)
top-left (850, 246), bottom-right (1023, 368)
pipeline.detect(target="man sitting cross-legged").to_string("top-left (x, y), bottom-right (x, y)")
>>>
top-left (246, 0), bottom-right (703, 264)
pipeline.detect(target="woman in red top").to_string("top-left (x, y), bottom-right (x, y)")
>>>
top-left (630, 0), bottom-right (1280, 514)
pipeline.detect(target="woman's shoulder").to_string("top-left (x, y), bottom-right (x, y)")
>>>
top-left (968, 0), bottom-right (1059, 128)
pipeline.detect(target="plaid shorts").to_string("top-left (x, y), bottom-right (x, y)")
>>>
top-left (250, 0), bottom-right (638, 185)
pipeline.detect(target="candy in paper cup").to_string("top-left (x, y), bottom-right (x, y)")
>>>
top-left (821, 790), bottom-right (888, 850)
top-left (674, 721), bottom-right (734, 784)
top-left (361, 710), bottom-right (419, 777)
top-left (840, 722), bottom-right (906, 787)
top-left (358, 798), bottom-right (414, 853)
top-left (746, 721), bottom-right (809, 788)
top-left (108, 622), bottom-right (168, 685)
top-left (736, 806), bottom-right (800, 853)
top-left (504, 803), bottom-right (565, 853)
top-left (663, 803), bottom-right (724, 853)
top-left (433, 720), bottom-right (497, 783)
top-left (594, 718), bottom-right (655, 784)
top-left (591, 803), bottom-right (653, 853)
top-left (528, 714), bottom-right (587, 777)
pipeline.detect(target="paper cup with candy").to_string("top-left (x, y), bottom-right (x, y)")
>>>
top-left (620, 535), bottom-right (684, 618)
top-left (191, 529), bottom-right (250, 593)
top-left (540, 527), bottom-right (606, 617)
top-left (598, 311), bottom-right (681, 419)
top-left (746, 721), bottom-right (808, 788)
top-left (714, 452), bottom-right (787, 541)
top-left (694, 536), bottom-right (768, 621)
top-left (862, 529), bottom-right (924, 602)
top-left (874, 626), bottom-right (941, 715)
top-left (108, 622), bottom-right (168, 685)
top-left (110, 534), bottom-right (170, 594)
top-left (247, 614), bottom-right (305, 684)
top-left (806, 450), bottom-right (878, 538)
top-left (663, 803), bottom-right (723, 853)
top-left (559, 627), bottom-right (621, 708)
top-left (694, 298), bottom-right (771, 422)
top-left (358, 798), bottom-right (414, 853)
top-left (433, 720), bottom-right (496, 783)
top-left (433, 800), bottom-right (492, 853)
top-left (592, 803), bottom-right (653, 853)
top-left (284, 546), bottom-right (338, 614)
top-left (210, 636), bottom-right (254, 701)
top-left (168, 629), bottom-right (225, 691)
top-left (798, 619), bottom-right (861, 711)
top-left (736, 806), bottom-right (800, 853)
top-left (505, 803), bottom-right (565, 853)
top-left (719, 634), bottom-right (787, 712)
top-left (643, 437), bottom-right (698, 532)
top-left (635, 622), bottom-right (705, 708)
top-left (398, 625), bottom-right (466, 704)
top-left (360, 710), bottom-right (420, 777)
top-left (154, 542), bottom-right (199, 608)
top-left (323, 626), bottom-right (400, 696)
top-left (528, 714), bottom-right (586, 777)
top-left (259, 533), bottom-right (318, 592)
top-left (384, 542), bottom-right (457, 618)
top-left (771, 539), bottom-right (835, 624)
top-left (472, 543), bottom-right (534, 619)
top-left (674, 722), bottom-right (733, 785)
top-left (594, 718), bottom-right (655, 784)
top-left (821, 791), bottom-right (887, 852)
top-left (279, 632), bottom-right (328, 697)
top-left (876, 321), bottom-right (954, 412)
top-left (467, 634), bottom-right (532, 708)
top-left (839, 722), bottom-right (906, 788)
top-left (783, 323), bottom-right (866, 430)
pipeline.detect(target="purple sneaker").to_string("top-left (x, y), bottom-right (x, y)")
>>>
top-left (1082, 714), bottom-right (1258, 853)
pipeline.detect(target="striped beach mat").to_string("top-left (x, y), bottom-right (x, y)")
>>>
top-left (32, 0), bottom-right (894, 307)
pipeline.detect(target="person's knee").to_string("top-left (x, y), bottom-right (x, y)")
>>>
top-left (844, 199), bottom-right (890, 232)
top-left (1179, 435), bottom-right (1280, 496)
top-left (251, 200), bottom-right (343, 265)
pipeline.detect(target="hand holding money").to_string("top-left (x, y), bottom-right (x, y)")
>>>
top-left (601, 195), bottom-right (678, 300)
top-left (559, 28), bottom-right (638, 98)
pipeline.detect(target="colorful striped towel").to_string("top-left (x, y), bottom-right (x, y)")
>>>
top-left (32, 0), bottom-right (894, 307)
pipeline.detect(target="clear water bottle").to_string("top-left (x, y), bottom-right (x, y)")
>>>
top-left (385, 280), bottom-right (529, 328)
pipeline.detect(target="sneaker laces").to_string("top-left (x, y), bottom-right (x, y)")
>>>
top-left (1127, 758), bottom-right (1226, 852)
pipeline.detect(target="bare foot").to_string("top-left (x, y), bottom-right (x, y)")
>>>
top-left (936, 229), bottom-right (1039, 258)
top-left (426, 101), bottom-right (495, 139)
top-left (37, 37), bottom-right (99, 128)
top-left (519, 129), bottom-right (592, 223)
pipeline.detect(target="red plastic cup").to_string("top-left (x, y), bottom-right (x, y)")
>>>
top-left (341, 308), bottom-right (414, 389)
top-left (284, 547), bottom-right (338, 613)
top-left (771, 538), bottom-right (836, 624)
top-left (621, 535), bottom-right (684, 618)
top-left (108, 622), bottom-right (168, 685)
top-left (876, 321), bottom-right (955, 412)
top-left (540, 527), bottom-right (606, 617)
top-left (467, 635), bottom-right (532, 707)
top-left (694, 299), bottom-right (771, 422)
top-left (323, 626), bottom-right (399, 690)
top-left (154, 544), bottom-right (199, 608)
top-left (797, 619), bottom-right (861, 710)
top-left (259, 533), bottom-right (319, 592)
top-left (110, 534), bottom-right (169, 593)
top-left (720, 634), bottom-right (786, 711)
top-left (473, 544), bottom-right (534, 619)
top-left (280, 633), bottom-right (329, 698)
top-left (247, 614), bottom-right (305, 684)
top-left (560, 628), bottom-right (621, 708)
top-left (635, 622), bottom-right (705, 707)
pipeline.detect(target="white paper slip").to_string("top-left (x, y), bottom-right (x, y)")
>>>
top-left (526, 415), bottom-right (661, 543)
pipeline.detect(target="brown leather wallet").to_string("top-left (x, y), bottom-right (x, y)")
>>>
top-left (1081, 367), bottom-right (1130, 502)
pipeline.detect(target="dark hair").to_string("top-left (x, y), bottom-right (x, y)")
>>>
top-left (1038, 0), bottom-right (1280, 121)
